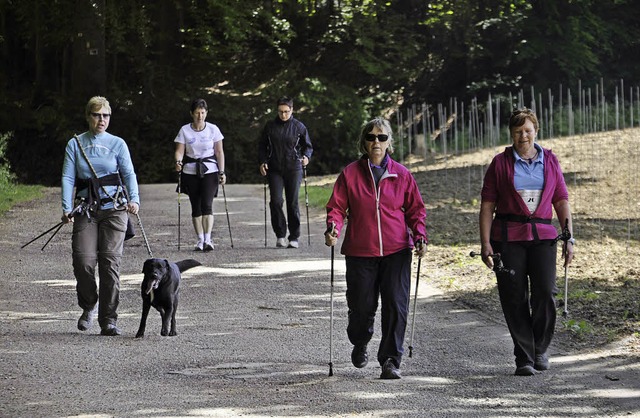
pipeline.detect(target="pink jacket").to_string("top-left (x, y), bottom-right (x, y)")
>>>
top-left (326, 156), bottom-right (427, 257)
top-left (481, 146), bottom-right (569, 241)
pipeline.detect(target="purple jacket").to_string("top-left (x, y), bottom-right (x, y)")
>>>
top-left (481, 146), bottom-right (569, 242)
top-left (326, 156), bottom-right (427, 257)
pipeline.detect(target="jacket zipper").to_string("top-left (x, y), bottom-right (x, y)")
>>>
top-left (368, 164), bottom-right (385, 256)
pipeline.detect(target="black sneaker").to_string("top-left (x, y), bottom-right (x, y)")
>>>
top-left (351, 344), bottom-right (368, 368)
top-left (534, 353), bottom-right (550, 371)
top-left (514, 365), bottom-right (536, 376)
top-left (380, 358), bottom-right (401, 379)
top-left (100, 324), bottom-right (121, 336)
top-left (77, 307), bottom-right (96, 331)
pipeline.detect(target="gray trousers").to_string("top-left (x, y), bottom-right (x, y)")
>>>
top-left (72, 209), bottom-right (127, 328)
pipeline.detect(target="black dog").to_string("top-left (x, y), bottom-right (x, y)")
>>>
top-left (135, 258), bottom-right (201, 338)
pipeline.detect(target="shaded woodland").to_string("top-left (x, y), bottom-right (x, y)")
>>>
top-left (1, 0), bottom-right (639, 184)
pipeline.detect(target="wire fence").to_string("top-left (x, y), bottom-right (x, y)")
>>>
top-left (395, 79), bottom-right (640, 244)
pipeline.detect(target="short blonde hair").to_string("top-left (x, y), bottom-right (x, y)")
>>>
top-left (85, 96), bottom-right (111, 117)
top-left (358, 117), bottom-right (394, 155)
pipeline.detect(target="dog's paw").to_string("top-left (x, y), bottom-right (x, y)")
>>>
top-left (161, 329), bottom-right (168, 336)
top-left (135, 332), bottom-right (144, 338)
top-left (169, 330), bottom-right (177, 336)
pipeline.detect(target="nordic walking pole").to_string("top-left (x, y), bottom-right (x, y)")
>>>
top-left (177, 170), bottom-right (182, 250)
top-left (221, 183), bottom-right (234, 248)
top-left (263, 177), bottom-right (268, 247)
top-left (408, 255), bottom-right (422, 358)
top-left (328, 223), bottom-right (336, 376)
top-left (21, 199), bottom-right (88, 250)
top-left (21, 222), bottom-right (64, 249)
top-left (563, 264), bottom-right (569, 317)
top-left (557, 218), bottom-right (572, 318)
top-left (40, 222), bottom-right (65, 251)
top-left (329, 244), bottom-right (335, 376)
top-left (303, 164), bottom-right (310, 246)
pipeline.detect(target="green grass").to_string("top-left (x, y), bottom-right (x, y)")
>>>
top-left (302, 185), bottom-right (334, 209)
top-left (0, 183), bottom-right (45, 215)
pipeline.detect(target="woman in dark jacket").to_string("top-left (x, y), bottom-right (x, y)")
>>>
top-left (258, 96), bottom-right (313, 249)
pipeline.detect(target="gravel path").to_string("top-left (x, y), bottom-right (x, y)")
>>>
top-left (1, 184), bottom-right (638, 417)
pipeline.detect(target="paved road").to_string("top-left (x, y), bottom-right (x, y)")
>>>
top-left (1, 184), bottom-right (638, 417)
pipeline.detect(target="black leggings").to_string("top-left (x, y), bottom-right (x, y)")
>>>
top-left (181, 172), bottom-right (219, 217)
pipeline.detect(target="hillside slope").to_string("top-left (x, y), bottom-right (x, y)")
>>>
top-left (410, 127), bottom-right (640, 353)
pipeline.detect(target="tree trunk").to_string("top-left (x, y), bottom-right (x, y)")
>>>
top-left (70, 0), bottom-right (106, 99)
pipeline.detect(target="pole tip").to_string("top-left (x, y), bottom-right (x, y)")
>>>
top-left (408, 346), bottom-right (413, 358)
top-left (328, 363), bottom-right (334, 376)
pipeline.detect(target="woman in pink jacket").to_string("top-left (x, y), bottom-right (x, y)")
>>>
top-left (480, 108), bottom-right (574, 376)
top-left (325, 117), bottom-right (427, 379)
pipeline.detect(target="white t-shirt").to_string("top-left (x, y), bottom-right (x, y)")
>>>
top-left (174, 122), bottom-right (224, 175)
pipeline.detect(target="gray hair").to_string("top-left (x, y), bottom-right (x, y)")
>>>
top-left (358, 117), bottom-right (394, 155)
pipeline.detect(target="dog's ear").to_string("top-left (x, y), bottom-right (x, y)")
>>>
top-left (142, 259), bottom-right (151, 273)
top-left (164, 259), bottom-right (170, 270)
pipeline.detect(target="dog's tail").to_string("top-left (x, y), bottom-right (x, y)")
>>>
top-left (176, 259), bottom-right (202, 273)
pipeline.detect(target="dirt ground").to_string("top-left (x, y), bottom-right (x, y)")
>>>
top-left (404, 128), bottom-right (640, 354)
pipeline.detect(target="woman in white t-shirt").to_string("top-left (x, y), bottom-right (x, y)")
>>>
top-left (174, 98), bottom-right (226, 251)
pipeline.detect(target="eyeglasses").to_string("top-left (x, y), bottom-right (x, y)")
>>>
top-left (365, 133), bottom-right (389, 142)
top-left (90, 112), bottom-right (111, 120)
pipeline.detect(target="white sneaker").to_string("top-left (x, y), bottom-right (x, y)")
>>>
top-left (194, 241), bottom-right (204, 251)
top-left (276, 238), bottom-right (287, 248)
top-left (288, 240), bottom-right (299, 248)
top-left (203, 241), bottom-right (214, 252)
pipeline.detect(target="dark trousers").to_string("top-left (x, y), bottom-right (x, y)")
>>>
top-left (345, 249), bottom-right (412, 368)
top-left (181, 172), bottom-right (219, 217)
top-left (492, 240), bottom-right (558, 367)
top-left (267, 169), bottom-right (301, 240)
top-left (72, 209), bottom-right (127, 328)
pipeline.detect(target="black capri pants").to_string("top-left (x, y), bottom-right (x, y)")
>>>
top-left (180, 172), bottom-right (219, 217)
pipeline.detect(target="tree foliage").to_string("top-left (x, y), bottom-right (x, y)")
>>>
top-left (0, 0), bottom-right (638, 185)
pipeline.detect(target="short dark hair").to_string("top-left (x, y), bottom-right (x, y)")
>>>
top-left (276, 96), bottom-right (293, 108)
top-left (509, 107), bottom-right (539, 132)
top-left (190, 98), bottom-right (208, 112)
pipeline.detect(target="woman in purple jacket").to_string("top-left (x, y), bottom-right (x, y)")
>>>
top-left (325, 117), bottom-right (427, 379)
top-left (480, 108), bottom-right (574, 376)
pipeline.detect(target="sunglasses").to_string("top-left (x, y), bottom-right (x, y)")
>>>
top-left (90, 112), bottom-right (111, 119)
top-left (365, 133), bottom-right (389, 142)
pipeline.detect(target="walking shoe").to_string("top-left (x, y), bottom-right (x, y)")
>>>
top-left (287, 240), bottom-right (299, 249)
top-left (534, 353), bottom-right (550, 371)
top-left (194, 241), bottom-right (204, 251)
top-left (514, 365), bottom-right (537, 376)
top-left (380, 358), bottom-right (401, 379)
top-left (276, 238), bottom-right (287, 248)
top-left (77, 307), bottom-right (97, 331)
top-left (203, 241), bottom-right (214, 252)
top-left (351, 344), bottom-right (368, 368)
top-left (100, 324), bottom-right (121, 336)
